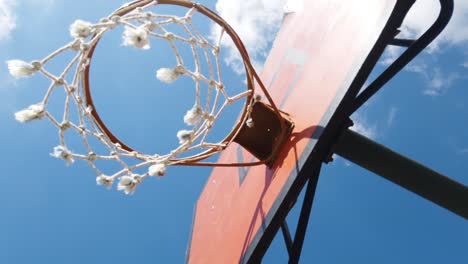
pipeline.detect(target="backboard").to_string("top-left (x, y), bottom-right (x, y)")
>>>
top-left (187, 0), bottom-right (413, 263)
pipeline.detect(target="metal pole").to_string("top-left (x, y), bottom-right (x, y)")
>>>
top-left (289, 163), bottom-right (322, 264)
top-left (281, 221), bottom-right (293, 258)
top-left (334, 129), bottom-right (468, 219)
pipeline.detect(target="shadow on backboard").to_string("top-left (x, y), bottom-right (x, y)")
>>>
top-left (239, 125), bottom-right (324, 262)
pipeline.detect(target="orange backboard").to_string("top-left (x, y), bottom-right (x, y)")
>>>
top-left (187, 0), bottom-right (409, 263)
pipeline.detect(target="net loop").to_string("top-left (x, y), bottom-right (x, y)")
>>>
top-left (9, 0), bottom-right (286, 194)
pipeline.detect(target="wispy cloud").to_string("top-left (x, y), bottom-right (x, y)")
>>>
top-left (380, 46), bottom-right (404, 66)
top-left (407, 63), bottom-right (461, 96)
top-left (380, 1), bottom-right (468, 95)
top-left (23, 0), bottom-right (56, 16)
top-left (387, 107), bottom-right (398, 127)
top-left (0, 0), bottom-right (58, 43)
top-left (211, 0), bottom-right (287, 74)
top-left (337, 114), bottom-right (378, 167)
top-left (350, 114), bottom-right (377, 140)
top-left (0, 0), bottom-right (16, 41)
top-left (283, 0), bottom-right (303, 14)
top-left (458, 148), bottom-right (468, 155)
top-left (423, 72), bottom-right (460, 96)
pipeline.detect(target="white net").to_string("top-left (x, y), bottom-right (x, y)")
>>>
top-left (8, 1), bottom-right (254, 195)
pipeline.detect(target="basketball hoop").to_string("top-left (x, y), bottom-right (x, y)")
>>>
top-left (8, 0), bottom-right (293, 194)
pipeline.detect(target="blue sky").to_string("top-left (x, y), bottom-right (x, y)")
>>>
top-left (0, 0), bottom-right (467, 263)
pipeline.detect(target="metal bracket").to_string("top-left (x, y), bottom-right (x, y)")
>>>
top-left (351, 0), bottom-right (454, 113)
top-left (234, 101), bottom-right (294, 167)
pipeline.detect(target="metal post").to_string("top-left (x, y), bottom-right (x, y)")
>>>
top-left (288, 163), bottom-right (322, 264)
top-left (281, 221), bottom-right (293, 257)
top-left (334, 129), bottom-right (468, 219)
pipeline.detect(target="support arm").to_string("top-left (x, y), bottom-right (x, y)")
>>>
top-left (334, 129), bottom-right (468, 219)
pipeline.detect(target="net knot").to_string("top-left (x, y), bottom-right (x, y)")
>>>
top-left (88, 152), bottom-right (97, 162)
top-left (51, 145), bottom-right (75, 165)
top-left (96, 174), bottom-right (114, 189)
top-left (117, 174), bottom-right (141, 195)
top-left (156, 66), bottom-right (185, 83)
top-left (165, 32), bottom-right (175, 41)
top-left (14, 103), bottom-right (45, 123)
top-left (6, 60), bottom-right (39, 78)
top-left (69, 20), bottom-right (94, 39)
top-left (60, 121), bottom-right (71, 131)
top-left (177, 130), bottom-right (194, 144)
top-left (149, 163), bottom-right (167, 177)
top-left (123, 26), bottom-right (150, 49)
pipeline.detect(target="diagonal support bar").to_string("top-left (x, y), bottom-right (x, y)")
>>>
top-left (334, 128), bottom-right (468, 219)
top-left (281, 221), bottom-right (294, 258)
top-left (288, 163), bottom-right (322, 264)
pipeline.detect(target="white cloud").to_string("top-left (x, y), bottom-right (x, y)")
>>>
top-left (380, 46), bottom-right (403, 66)
top-left (387, 107), bottom-right (398, 127)
top-left (24, 0), bottom-right (56, 15)
top-left (381, 1), bottom-right (468, 60)
top-left (424, 73), bottom-right (460, 96)
top-left (350, 114), bottom-right (377, 140)
top-left (462, 61), bottom-right (468, 68)
top-left (380, 1), bottom-right (468, 95)
top-left (407, 63), bottom-right (461, 96)
top-left (0, 0), bottom-right (58, 42)
top-left (401, 0), bottom-right (468, 51)
top-left (283, 0), bottom-right (303, 14)
top-left (211, 0), bottom-right (287, 74)
top-left (0, 0), bottom-right (16, 41)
